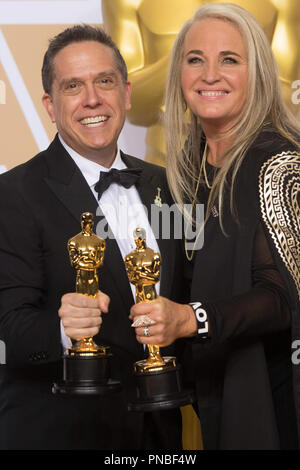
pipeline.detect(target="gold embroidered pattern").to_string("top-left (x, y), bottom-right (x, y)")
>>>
top-left (259, 151), bottom-right (300, 301)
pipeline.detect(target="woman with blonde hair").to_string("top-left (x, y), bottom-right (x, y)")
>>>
top-left (130, 3), bottom-right (300, 449)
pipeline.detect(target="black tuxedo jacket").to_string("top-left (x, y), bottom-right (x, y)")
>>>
top-left (0, 135), bottom-right (186, 450)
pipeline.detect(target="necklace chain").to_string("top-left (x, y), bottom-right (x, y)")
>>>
top-left (185, 143), bottom-right (210, 261)
top-left (200, 142), bottom-right (212, 190)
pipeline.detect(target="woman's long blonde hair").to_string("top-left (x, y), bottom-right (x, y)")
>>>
top-left (164, 3), bottom-right (300, 228)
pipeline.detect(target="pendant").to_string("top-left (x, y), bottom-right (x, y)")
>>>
top-left (154, 187), bottom-right (162, 207)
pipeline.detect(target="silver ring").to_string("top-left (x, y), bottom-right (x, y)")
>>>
top-left (144, 326), bottom-right (150, 337)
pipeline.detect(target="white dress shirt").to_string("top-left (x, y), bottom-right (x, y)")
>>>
top-left (59, 135), bottom-right (160, 348)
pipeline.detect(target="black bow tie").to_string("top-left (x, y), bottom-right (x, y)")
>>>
top-left (94, 168), bottom-right (142, 200)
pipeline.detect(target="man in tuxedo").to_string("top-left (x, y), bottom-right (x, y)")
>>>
top-left (0, 25), bottom-right (185, 450)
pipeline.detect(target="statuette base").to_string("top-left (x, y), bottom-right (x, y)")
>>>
top-left (52, 353), bottom-right (121, 396)
top-left (128, 358), bottom-right (194, 411)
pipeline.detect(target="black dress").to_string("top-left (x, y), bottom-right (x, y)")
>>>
top-left (185, 128), bottom-right (300, 449)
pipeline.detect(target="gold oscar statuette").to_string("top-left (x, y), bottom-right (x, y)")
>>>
top-left (52, 212), bottom-right (121, 396)
top-left (124, 228), bottom-right (194, 411)
top-left (67, 212), bottom-right (107, 356)
top-left (125, 227), bottom-right (176, 373)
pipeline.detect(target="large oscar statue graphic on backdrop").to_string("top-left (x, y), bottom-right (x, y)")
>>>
top-left (102, 0), bottom-right (300, 166)
top-left (53, 212), bottom-right (121, 395)
top-left (124, 228), bottom-right (194, 411)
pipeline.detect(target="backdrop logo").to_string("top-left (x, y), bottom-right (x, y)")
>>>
top-left (0, 340), bottom-right (5, 364)
top-left (0, 80), bottom-right (5, 104)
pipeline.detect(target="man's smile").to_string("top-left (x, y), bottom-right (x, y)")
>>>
top-left (79, 115), bottom-right (109, 127)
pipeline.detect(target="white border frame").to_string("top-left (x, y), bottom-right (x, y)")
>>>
top-left (0, 1), bottom-right (102, 24)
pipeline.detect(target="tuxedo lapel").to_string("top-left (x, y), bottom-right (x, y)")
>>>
top-left (43, 135), bottom-right (98, 225)
top-left (44, 166), bottom-right (99, 226)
